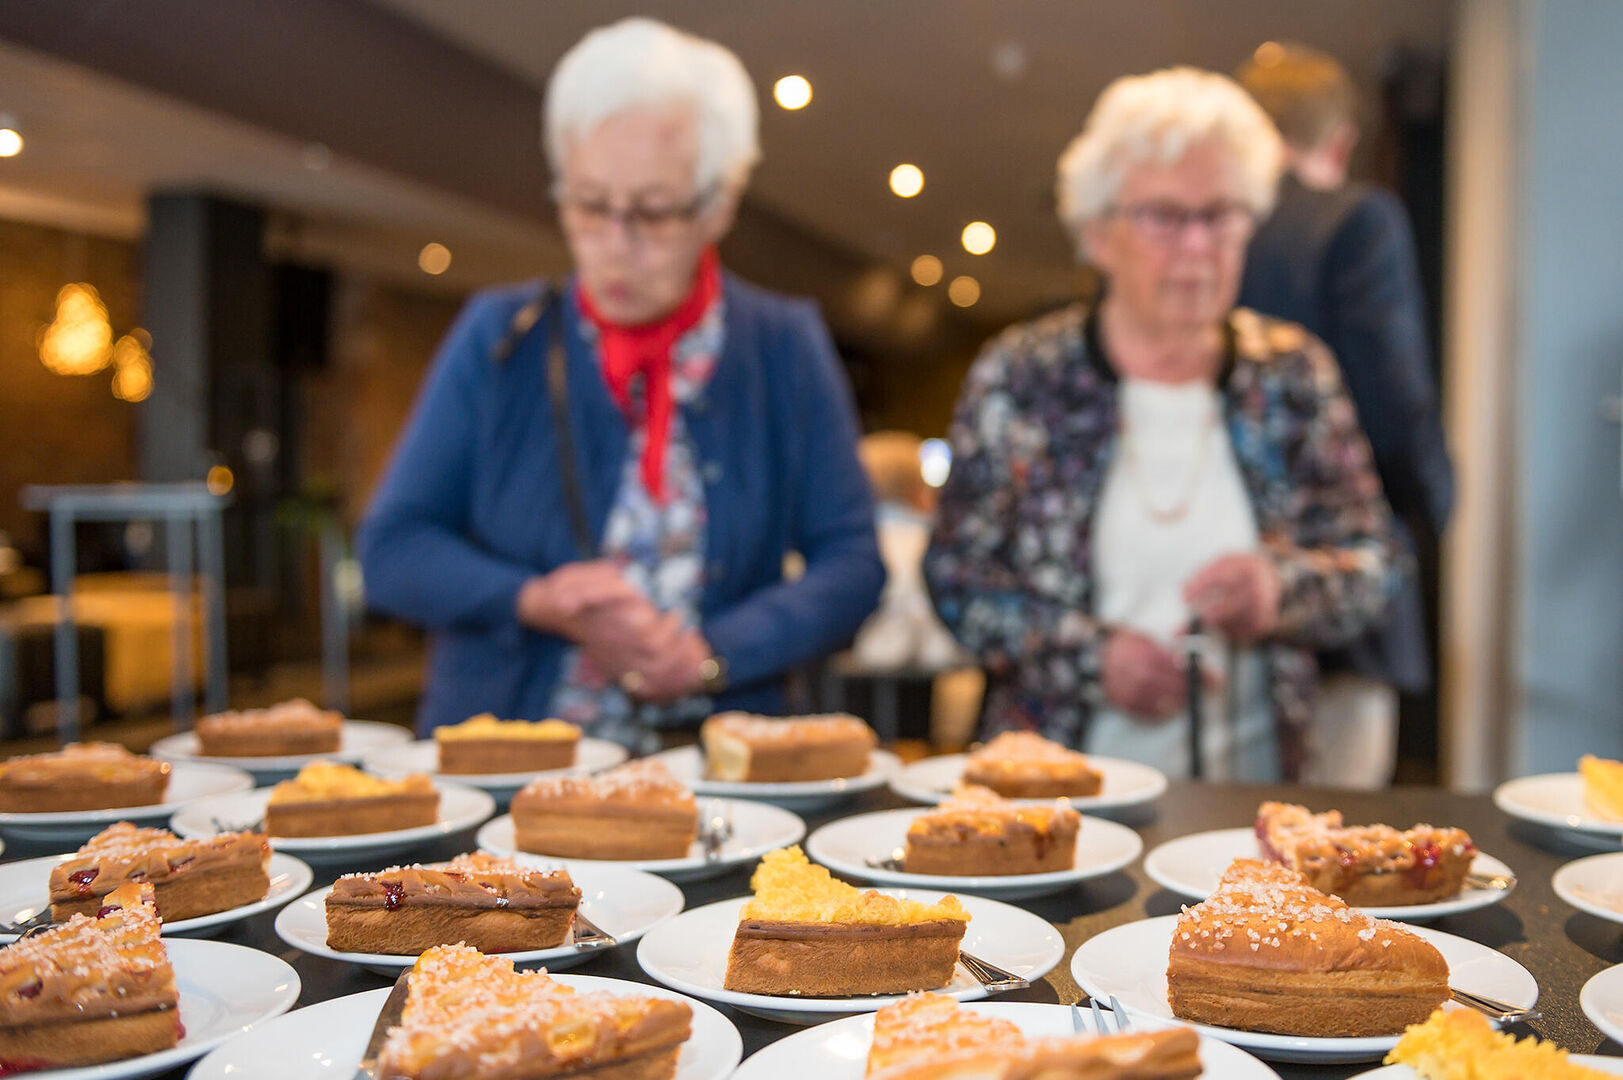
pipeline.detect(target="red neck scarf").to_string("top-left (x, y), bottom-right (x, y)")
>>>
top-left (577, 247), bottom-right (721, 505)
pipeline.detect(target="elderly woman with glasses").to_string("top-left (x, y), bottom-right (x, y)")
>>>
top-left (360, 18), bottom-right (883, 744)
top-left (925, 68), bottom-right (1399, 781)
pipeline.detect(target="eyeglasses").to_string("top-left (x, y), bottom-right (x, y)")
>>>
top-left (1108, 201), bottom-right (1256, 245)
top-left (553, 184), bottom-right (719, 243)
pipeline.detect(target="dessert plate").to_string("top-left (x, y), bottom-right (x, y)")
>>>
top-left (730, 1001), bottom-right (1281, 1080)
top-left (1351, 1060), bottom-right (1623, 1080)
top-left (1582, 964), bottom-right (1623, 1047)
top-left (648, 744), bottom-right (902, 811)
top-left (169, 782), bottom-right (496, 862)
top-left (1069, 915), bottom-right (1539, 1064)
top-left (1554, 851), bottom-right (1623, 923)
top-left (0, 762), bottom-right (254, 845)
top-left (17, 938), bottom-right (300, 1080)
top-left (1143, 827), bottom-right (1517, 920)
top-left (889, 752), bottom-right (1168, 813)
top-left (805, 807), bottom-right (1142, 901)
top-left (476, 796), bottom-right (805, 882)
top-left (360, 736), bottom-right (628, 801)
top-left (187, 973), bottom-right (741, 1080)
top-left (150, 719), bottom-right (412, 782)
top-left (1495, 773), bottom-right (1623, 850)
top-left (636, 890), bottom-right (1065, 1025)
top-left (274, 861), bottom-right (684, 976)
top-left (0, 851), bottom-right (312, 942)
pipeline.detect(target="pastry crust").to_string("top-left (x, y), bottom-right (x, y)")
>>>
top-left (50, 821), bottom-right (271, 923)
top-left (960, 732), bottom-right (1102, 799)
top-left (903, 786), bottom-right (1079, 877)
top-left (512, 760), bottom-right (697, 860)
top-left (1255, 801), bottom-right (1475, 906)
top-left (265, 761), bottom-right (439, 837)
top-left (435, 714), bottom-right (581, 775)
top-left (0, 742), bottom-right (170, 813)
top-left (325, 853), bottom-right (580, 954)
top-left (724, 847), bottom-right (970, 996)
top-left (195, 698), bottom-right (342, 757)
top-left (1167, 858), bottom-right (1449, 1037)
top-left (375, 944), bottom-right (691, 1080)
top-left (701, 712), bottom-right (876, 782)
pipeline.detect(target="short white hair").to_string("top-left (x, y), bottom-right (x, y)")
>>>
top-left (1056, 67), bottom-right (1283, 234)
top-left (545, 17), bottom-right (760, 193)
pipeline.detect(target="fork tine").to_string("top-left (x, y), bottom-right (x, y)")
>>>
top-left (1109, 995), bottom-right (1131, 1032)
top-left (1071, 1002), bottom-right (1085, 1034)
top-left (1089, 997), bottom-right (1107, 1035)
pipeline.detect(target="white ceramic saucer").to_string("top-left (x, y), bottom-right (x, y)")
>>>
top-left (888, 752), bottom-right (1168, 813)
top-left (0, 762), bottom-right (254, 845)
top-left (150, 719), bottom-right (412, 782)
top-left (648, 744), bottom-right (902, 811)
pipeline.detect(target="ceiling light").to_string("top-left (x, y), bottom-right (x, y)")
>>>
top-left (0, 128), bottom-right (21, 158)
top-left (948, 275), bottom-right (981, 308)
top-left (418, 242), bottom-right (452, 275)
top-left (961, 222), bottom-right (996, 255)
top-left (910, 254), bottom-right (943, 286)
top-left (889, 163), bottom-right (924, 198)
top-left (774, 75), bottom-right (812, 110)
top-left (920, 438), bottom-right (952, 488)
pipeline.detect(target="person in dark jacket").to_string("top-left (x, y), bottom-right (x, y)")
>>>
top-left (1238, 42), bottom-right (1454, 786)
top-left (359, 18), bottom-right (883, 743)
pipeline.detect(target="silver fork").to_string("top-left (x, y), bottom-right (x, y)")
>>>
top-left (1, 906), bottom-right (52, 937)
top-left (864, 847), bottom-right (907, 873)
top-left (1087, 994), bottom-right (1133, 1034)
top-left (957, 950), bottom-right (1028, 992)
top-left (1464, 871), bottom-right (1518, 893)
top-left (1450, 987), bottom-right (1541, 1023)
top-left (700, 800), bottom-right (734, 863)
top-left (569, 909), bottom-right (619, 950)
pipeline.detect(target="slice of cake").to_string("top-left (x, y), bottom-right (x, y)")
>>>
top-left (1386, 1008), bottom-right (1612, 1079)
top-left (724, 846), bottom-right (970, 997)
top-left (1255, 801), bottom-right (1476, 906)
top-left (49, 820), bottom-right (271, 922)
top-left (325, 852), bottom-right (580, 954)
top-left (865, 992), bottom-right (1202, 1080)
top-left (195, 698), bottom-right (342, 757)
top-left (434, 714), bottom-right (581, 775)
top-left (960, 732), bottom-right (1103, 799)
top-left (374, 943), bottom-right (692, 1080)
top-left (510, 759), bottom-right (697, 860)
top-left (1167, 858), bottom-right (1450, 1037)
top-left (1580, 755), bottom-right (1623, 821)
top-left (0, 882), bottom-right (180, 1071)
top-left (904, 785), bottom-right (1080, 877)
top-left (264, 761), bottom-right (439, 838)
top-left (702, 712), bottom-right (877, 782)
top-left (0, 742), bottom-right (170, 813)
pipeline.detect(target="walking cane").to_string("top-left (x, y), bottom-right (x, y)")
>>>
top-left (1185, 617), bottom-right (1206, 780)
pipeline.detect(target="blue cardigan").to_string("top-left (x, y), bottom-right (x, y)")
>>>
top-left (358, 272), bottom-right (885, 733)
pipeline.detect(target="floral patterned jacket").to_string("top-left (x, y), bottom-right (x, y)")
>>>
top-left (923, 302), bottom-right (1401, 779)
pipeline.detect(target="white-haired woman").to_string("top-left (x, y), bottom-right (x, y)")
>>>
top-left (925, 67), bottom-right (1399, 781)
top-left (361, 18), bottom-right (883, 744)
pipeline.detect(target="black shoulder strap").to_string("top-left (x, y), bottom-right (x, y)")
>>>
top-left (493, 283), bottom-right (593, 559)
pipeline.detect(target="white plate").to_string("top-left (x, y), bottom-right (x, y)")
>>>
top-left (169, 782), bottom-right (496, 862)
top-left (1142, 827), bottom-right (1517, 921)
top-left (730, 1001), bottom-right (1281, 1080)
top-left (149, 719), bottom-right (412, 782)
top-left (186, 975), bottom-right (742, 1080)
top-left (274, 862), bottom-right (684, 975)
top-left (0, 762), bottom-right (254, 844)
top-left (636, 890), bottom-right (1065, 1024)
top-left (1583, 964), bottom-right (1623, 1047)
top-left (1555, 851), bottom-right (1623, 924)
top-left (648, 745), bottom-right (902, 811)
top-left (1495, 773), bottom-right (1623, 848)
top-left (477, 797), bottom-right (805, 883)
top-left (804, 808), bottom-right (1142, 900)
top-left (361, 736), bottom-right (629, 795)
top-left (1351, 1059), bottom-right (1623, 1080)
top-left (1069, 915), bottom-right (1539, 1063)
top-left (0, 851), bottom-right (312, 942)
top-left (15, 937), bottom-right (300, 1080)
top-left (888, 752), bottom-right (1168, 813)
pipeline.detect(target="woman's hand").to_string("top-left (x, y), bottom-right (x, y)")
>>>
top-left (516, 561), bottom-right (641, 638)
top-left (1101, 628), bottom-right (1188, 719)
top-left (1183, 553), bottom-right (1281, 642)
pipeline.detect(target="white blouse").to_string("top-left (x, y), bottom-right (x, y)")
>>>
top-left (1089, 377), bottom-right (1276, 780)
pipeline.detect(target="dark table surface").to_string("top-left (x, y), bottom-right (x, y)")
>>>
top-left (7, 779), bottom-right (1623, 1078)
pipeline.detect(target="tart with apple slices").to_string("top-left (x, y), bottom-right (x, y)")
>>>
top-left (724, 846), bottom-right (970, 997)
top-left (264, 761), bottom-right (439, 837)
top-left (701, 712), bottom-right (877, 782)
top-left (960, 732), bottom-right (1103, 799)
top-left (434, 713), bottom-right (581, 775)
top-left (1255, 801), bottom-right (1475, 907)
top-left (195, 698), bottom-right (342, 757)
top-left (325, 852), bottom-right (580, 954)
top-left (1167, 858), bottom-right (1449, 1037)
top-left (0, 742), bottom-right (170, 813)
top-left (511, 759), bottom-right (698, 860)
top-left (374, 943), bottom-right (692, 1080)
top-left (903, 785), bottom-right (1080, 877)
top-left (0, 882), bottom-right (179, 1071)
top-left (49, 820), bottom-right (270, 923)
